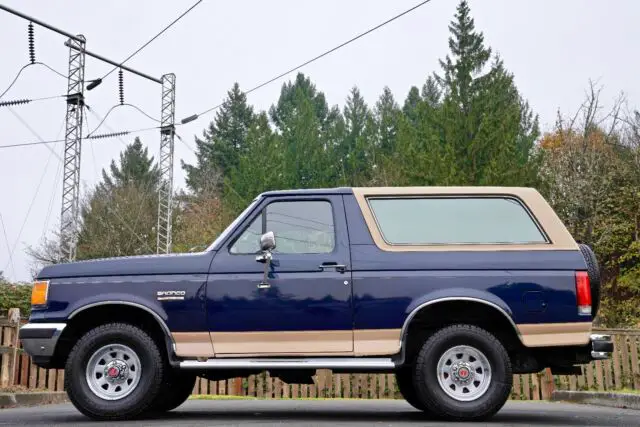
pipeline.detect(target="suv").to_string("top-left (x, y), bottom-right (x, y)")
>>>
top-left (19, 186), bottom-right (612, 421)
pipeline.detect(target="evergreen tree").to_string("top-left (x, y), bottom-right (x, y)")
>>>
top-left (267, 73), bottom-right (342, 189)
top-left (269, 73), bottom-right (331, 132)
top-left (402, 86), bottom-right (422, 127)
top-left (101, 137), bottom-right (159, 192)
top-left (182, 83), bottom-right (255, 194)
top-left (339, 87), bottom-right (374, 185)
top-left (225, 112), bottom-right (282, 211)
top-left (77, 139), bottom-right (160, 259)
top-left (435, 0), bottom-right (491, 112)
top-left (421, 76), bottom-right (442, 108)
top-left (434, 0), bottom-right (538, 185)
top-left (374, 87), bottom-right (401, 156)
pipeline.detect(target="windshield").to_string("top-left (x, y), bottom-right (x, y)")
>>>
top-left (205, 197), bottom-right (261, 251)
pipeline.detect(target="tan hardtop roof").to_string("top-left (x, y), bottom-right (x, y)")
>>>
top-left (352, 186), bottom-right (540, 195)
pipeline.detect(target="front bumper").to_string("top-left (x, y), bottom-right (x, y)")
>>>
top-left (19, 323), bottom-right (66, 359)
top-left (589, 333), bottom-right (614, 360)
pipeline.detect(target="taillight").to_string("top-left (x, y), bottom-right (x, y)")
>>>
top-left (575, 271), bottom-right (591, 315)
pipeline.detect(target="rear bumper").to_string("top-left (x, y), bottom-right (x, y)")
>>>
top-left (589, 333), bottom-right (614, 360)
top-left (18, 323), bottom-right (66, 361)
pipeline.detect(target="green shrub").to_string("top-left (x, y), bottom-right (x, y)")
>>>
top-left (0, 280), bottom-right (32, 318)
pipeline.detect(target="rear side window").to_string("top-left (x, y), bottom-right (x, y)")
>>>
top-left (367, 197), bottom-right (547, 245)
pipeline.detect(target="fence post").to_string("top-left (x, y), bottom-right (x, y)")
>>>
top-left (541, 368), bottom-right (555, 399)
top-left (8, 308), bottom-right (20, 386)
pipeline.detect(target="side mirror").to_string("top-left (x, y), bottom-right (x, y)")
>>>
top-left (260, 231), bottom-right (276, 252)
top-left (256, 231), bottom-right (276, 287)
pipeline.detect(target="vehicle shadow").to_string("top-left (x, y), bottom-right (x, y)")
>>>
top-left (138, 408), bottom-right (615, 426)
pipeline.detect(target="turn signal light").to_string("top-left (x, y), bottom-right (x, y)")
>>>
top-left (31, 280), bottom-right (49, 306)
top-left (575, 271), bottom-right (591, 316)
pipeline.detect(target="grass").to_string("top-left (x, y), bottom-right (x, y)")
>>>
top-left (189, 395), bottom-right (394, 401)
top-left (0, 385), bottom-right (50, 394)
top-left (615, 388), bottom-right (640, 395)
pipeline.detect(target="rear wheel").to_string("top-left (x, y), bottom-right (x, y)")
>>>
top-left (412, 324), bottom-right (512, 421)
top-left (64, 323), bottom-right (166, 421)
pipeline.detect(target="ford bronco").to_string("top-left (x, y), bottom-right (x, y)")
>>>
top-left (19, 186), bottom-right (613, 421)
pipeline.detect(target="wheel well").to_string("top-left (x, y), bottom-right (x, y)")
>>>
top-left (51, 304), bottom-right (172, 369)
top-left (402, 300), bottom-right (523, 365)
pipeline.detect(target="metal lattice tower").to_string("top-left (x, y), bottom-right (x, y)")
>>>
top-left (157, 73), bottom-right (176, 254)
top-left (60, 35), bottom-right (86, 262)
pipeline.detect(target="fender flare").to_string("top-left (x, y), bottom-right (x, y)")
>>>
top-left (68, 300), bottom-right (177, 361)
top-left (396, 295), bottom-right (524, 364)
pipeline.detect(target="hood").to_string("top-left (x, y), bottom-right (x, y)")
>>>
top-left (37, 251), bottom-right (217, 279)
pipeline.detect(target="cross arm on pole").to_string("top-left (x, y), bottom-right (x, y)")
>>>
top-left (0, 3), bottom-right (84, 43)
top-left (64, 41), bottom-right (162, 84)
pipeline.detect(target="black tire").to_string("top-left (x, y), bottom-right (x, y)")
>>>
top-left (412, 324), bottom-right (512, 422)
top-left (64, 323), bottom-right (166, 421)
top-left (395, 367), bottom-right (430, 412)
top-left (149, 369), bottom-right (197, 412)
top-left (579, 243), bottom-right (601, 317)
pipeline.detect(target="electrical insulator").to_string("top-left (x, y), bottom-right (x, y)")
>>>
top-left (28, 22), bottom-right (35, 64)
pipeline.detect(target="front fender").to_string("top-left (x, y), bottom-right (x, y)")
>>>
top-left (65, 293), bottom-right (171, 337)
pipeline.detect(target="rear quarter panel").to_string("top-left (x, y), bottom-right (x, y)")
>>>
top-left (342, 187), bottom-right (591, 354)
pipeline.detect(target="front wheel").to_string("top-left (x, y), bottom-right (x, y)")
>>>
top-left (150, 369), bottom-right (197, 412)
top-left (395, 367), bottom-right (429, 412)
top-left (64, 323), bottom-right (166, 420)
top-left (412, 324), bottom-right (512, 421)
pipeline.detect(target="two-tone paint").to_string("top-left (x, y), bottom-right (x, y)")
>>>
top-left (29, 186), bottom-right (593, 364)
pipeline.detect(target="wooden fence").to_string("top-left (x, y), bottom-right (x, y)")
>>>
top-left (2, 315), bottom-right (639, 400)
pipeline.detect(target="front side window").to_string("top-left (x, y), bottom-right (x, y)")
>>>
top-left (230, 200), bottom-right (335, 254)
top-left (368, 197), bottom-right (547, 245)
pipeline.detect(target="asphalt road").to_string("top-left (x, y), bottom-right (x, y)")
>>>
top-left (0, 399), bottom-right (638, 426)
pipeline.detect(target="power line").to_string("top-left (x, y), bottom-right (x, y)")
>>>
top-left (0, 137), bottom-right (66, 149)
top-left (0, 64), bottom-right (30, 100)
top-left (0, 212), bottom-right (16, 279)
top-left (0, 94), bottom-right (66, 107)
top-left (2, 143), bottom-right (57, 275)
top-left (6, 107), bottom-right (63, 161)
top-left (0, 125), bottom-right (161, 150)
top-left (85, 106), bottom-right (128, 147)
top-left (100, 0), bottom-right (204, 81)
top-left (0, 62), bottom-right (67, 100)
top-left (41, 120), bottom-right (67, 237)
top-left (86, 103), bottom-right (160, 137)
top-left (180, 0), bottom-right (434, 126)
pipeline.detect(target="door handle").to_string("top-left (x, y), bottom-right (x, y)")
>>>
top-left (319, 262), bottom-right (347, 273)
top-left (257, 282), bottom-right (271, 289)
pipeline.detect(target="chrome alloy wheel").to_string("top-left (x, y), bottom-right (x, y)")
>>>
top-left (436, 345), bottom-right (492, 402)
top-left (85, 343), bottom-right (141, 401)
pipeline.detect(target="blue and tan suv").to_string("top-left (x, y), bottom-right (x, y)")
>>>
top-left (19, 186), bottom-right (612, 421)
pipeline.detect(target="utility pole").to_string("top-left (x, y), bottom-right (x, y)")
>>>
top-left (2, 4), bottom-right (178, 259)
top-left (157, 74), bottom-right (176, 254)
top-left (0, 4), bottom-right (89, 262)
top-left (60, 35), bottom-right (86, 261)
top-left (64, 42), bottom-right (175, 256)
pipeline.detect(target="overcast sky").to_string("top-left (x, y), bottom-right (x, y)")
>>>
top-left (0, 0), bottom-right (638, 282)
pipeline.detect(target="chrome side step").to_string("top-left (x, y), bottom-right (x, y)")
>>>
top-left (179, 357), bottom-right (397, 370)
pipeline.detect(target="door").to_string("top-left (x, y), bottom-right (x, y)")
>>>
top-left (207, 195), bottom-right (354, 356)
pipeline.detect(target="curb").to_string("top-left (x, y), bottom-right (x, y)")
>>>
top-left (0, 392), bottom-right (68, 409)
top-left (551, 390), bottom-right (640, 410)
